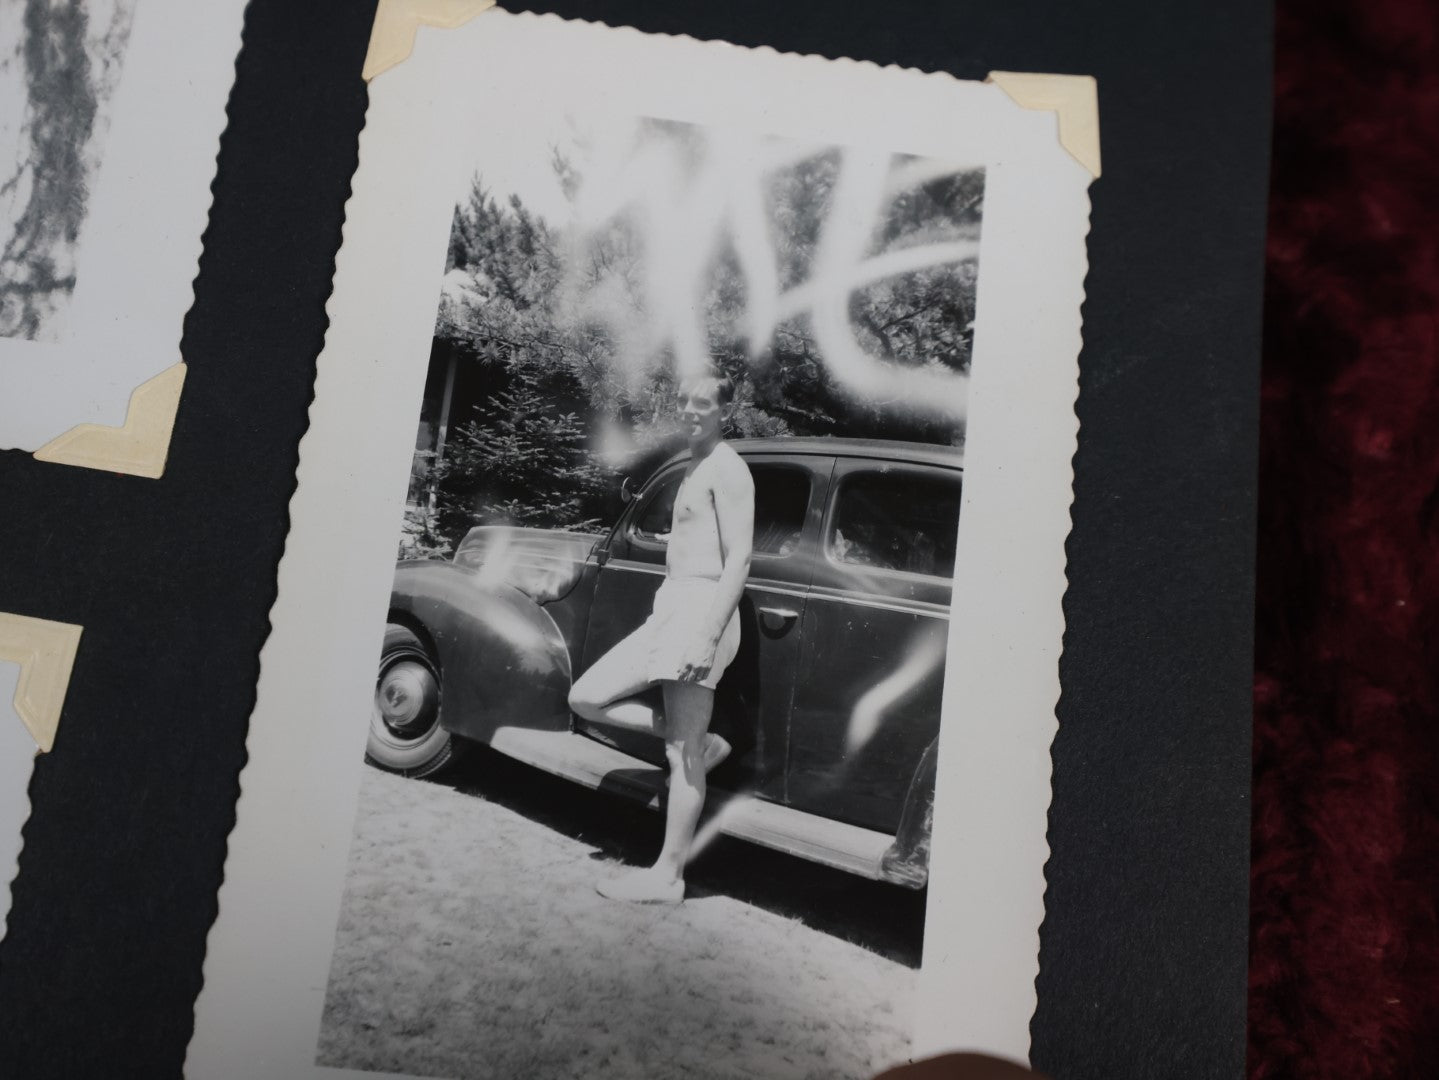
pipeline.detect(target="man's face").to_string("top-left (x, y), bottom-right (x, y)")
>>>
top-left (678, 379), bottom-right (725, 442)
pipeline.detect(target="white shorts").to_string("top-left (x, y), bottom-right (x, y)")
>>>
top-left (640, 577), bottom-right (741, 690)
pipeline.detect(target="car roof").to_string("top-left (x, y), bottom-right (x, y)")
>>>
top-left (658, 435), bottom-right (965, 472)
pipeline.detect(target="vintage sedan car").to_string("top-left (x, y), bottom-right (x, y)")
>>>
top-left (369, 437), bottom-right (963, 888)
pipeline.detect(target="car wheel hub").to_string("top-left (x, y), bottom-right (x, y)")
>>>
top-left (376, 659), bottom-right (437, 736)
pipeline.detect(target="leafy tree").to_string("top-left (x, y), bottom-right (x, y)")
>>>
top-left (413, 128), bottom-right (983, 554)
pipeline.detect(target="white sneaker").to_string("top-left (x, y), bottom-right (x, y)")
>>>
top-left (595, 869), bottom-right (685, 904)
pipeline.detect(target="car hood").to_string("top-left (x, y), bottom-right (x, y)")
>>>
top-left (452, 525), bottom-right (606, 603)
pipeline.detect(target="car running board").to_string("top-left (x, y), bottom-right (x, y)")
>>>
top-left (486, 726), bottom-right (897, 881)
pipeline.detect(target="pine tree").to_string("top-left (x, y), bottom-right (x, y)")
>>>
top-left (432, 368), bottom-right (612, 542)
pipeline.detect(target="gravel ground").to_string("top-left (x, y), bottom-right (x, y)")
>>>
top-left (316, 749), bottom-right (925, 1080)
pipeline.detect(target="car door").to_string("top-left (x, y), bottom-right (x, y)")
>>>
top-left (787, 458), bottom-right (962, 833)
top-left (578, 453), bottom-right (829, 802)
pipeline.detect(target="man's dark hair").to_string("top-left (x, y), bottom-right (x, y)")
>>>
top-left (679, 370), bottom-right (735, 406)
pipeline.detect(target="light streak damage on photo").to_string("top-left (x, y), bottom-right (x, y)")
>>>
top-left (558, 116), bottom-right (979, 423)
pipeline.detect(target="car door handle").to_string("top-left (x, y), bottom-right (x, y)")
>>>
top-left (758, 606), bottom-right (799, 632)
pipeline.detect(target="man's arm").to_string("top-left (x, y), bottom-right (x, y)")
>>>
top-left (697, 452), bottom-right (754, 652)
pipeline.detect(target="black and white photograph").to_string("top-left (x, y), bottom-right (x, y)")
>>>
top-left (0, 0), bottom-right (138, 342)
top-left (0, 0), bottom-right (247, 455)
top-left (189, 11), bottom-right (1093, 1077)
top-left (318, 112), bottom-right (982, 1079)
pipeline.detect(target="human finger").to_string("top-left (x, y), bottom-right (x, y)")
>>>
top-left (873, 1052), bottom-right (1047, 1080)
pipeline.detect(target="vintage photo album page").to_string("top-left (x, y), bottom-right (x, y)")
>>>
top-left (190, 10), bottom-right (1095, 1079)
top-left (1, 0), bottom-right (246, 954)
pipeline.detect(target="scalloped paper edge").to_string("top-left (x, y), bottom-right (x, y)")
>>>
top-left (363, 0), bottom-right (497, 80)
top-left (0, 662), bottom-right (36, 949)
top-left (190, 10), bottom-right (1094, 1073)
top-left (0, 613), bottom-right (83, 754)
top-left (363, 7), bottom-right (1103, 182)
top-left (31, 363), bottom-right (186, 479)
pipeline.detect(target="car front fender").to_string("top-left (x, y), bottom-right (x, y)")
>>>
top-left (389, 560), bottom-right (574, 745)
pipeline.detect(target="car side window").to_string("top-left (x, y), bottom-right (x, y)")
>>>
top-left (827, 469), bottom-right (962, 579)
top-left (751, 466), bottom-right (809, 557)
top-left (629, 462), bottom-right (810, 555)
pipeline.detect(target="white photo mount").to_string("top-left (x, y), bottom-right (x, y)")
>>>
top-left (189, 8), bottom-right (1096, 1077)
top-left (0, 0), bottom-right (249, 475)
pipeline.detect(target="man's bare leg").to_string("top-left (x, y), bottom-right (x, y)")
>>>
top-left (568, 628), bottom-right (660, 734)
top-left (569, 630), bottom-right (730, 766)
top-left (574, 695), bottom-right (661, 734)
top-left (596, 680), bottom-right (713, 903)
top-left (654, 680), bottom-right (714, 882)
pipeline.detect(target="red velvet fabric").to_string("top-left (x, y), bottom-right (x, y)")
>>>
top-left (1252, 0), bottom-right (1439, 1076)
